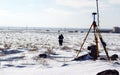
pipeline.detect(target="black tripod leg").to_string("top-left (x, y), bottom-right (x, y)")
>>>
top-left (96, 27), bottom-right (110, 60)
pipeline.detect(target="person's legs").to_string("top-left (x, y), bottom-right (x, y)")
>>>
top-left (59, 40), bottom-right (63, 46)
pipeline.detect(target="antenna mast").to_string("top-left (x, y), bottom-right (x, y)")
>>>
top-left (96, 0), bottom-right (99, 26)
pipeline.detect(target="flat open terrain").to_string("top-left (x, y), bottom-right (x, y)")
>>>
top-left (0, 31), bottom-right (120, 75)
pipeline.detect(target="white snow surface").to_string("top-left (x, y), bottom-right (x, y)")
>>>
top-left (0, 31), bottom-right (120, 75)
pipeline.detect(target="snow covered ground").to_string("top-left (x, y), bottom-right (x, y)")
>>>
top-left (0, 31), bottom-right (120, 75)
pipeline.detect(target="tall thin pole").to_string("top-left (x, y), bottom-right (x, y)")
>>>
top-left (96, 0), bottom-right (99, 26)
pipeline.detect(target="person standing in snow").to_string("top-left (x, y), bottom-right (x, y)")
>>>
top-left (58, 34), bottom-right (64, 46)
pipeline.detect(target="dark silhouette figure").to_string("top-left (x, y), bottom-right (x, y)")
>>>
top-left (87, 45), bottom-right (98, 60)
top-left (58, 34), bottom-right (64, 46)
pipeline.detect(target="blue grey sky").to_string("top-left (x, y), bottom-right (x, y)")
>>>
top-left (0, 0), bottom-right (120, 28)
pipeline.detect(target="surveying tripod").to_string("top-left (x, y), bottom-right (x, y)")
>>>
top-left (76, 12), bottom-right (110, 60)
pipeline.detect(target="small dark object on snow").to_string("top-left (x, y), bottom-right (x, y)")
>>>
top-left (73, 56), bottom-right (85, 61)
top-left (96, 69), bottom-right (119, 75)
top-left (4, 64), bottom-right (14, 67)
top-left (110, 54), bottom-right (118, 60)
top-left (99, 57), bottom-right (106, 60)
top-left (39, 54), bottom-right (47, 58)
top-left (114, 62), bottom-right (120, 65)
top-left (73, 54), bottom-right (92, 61)
top-left (62, 64), bottom-right (69, 66)
top-left (16, 66), bottom-right (26, 68)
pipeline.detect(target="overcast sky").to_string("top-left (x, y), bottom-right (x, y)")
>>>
top-left (0, 0), bottom-right (120, 28)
